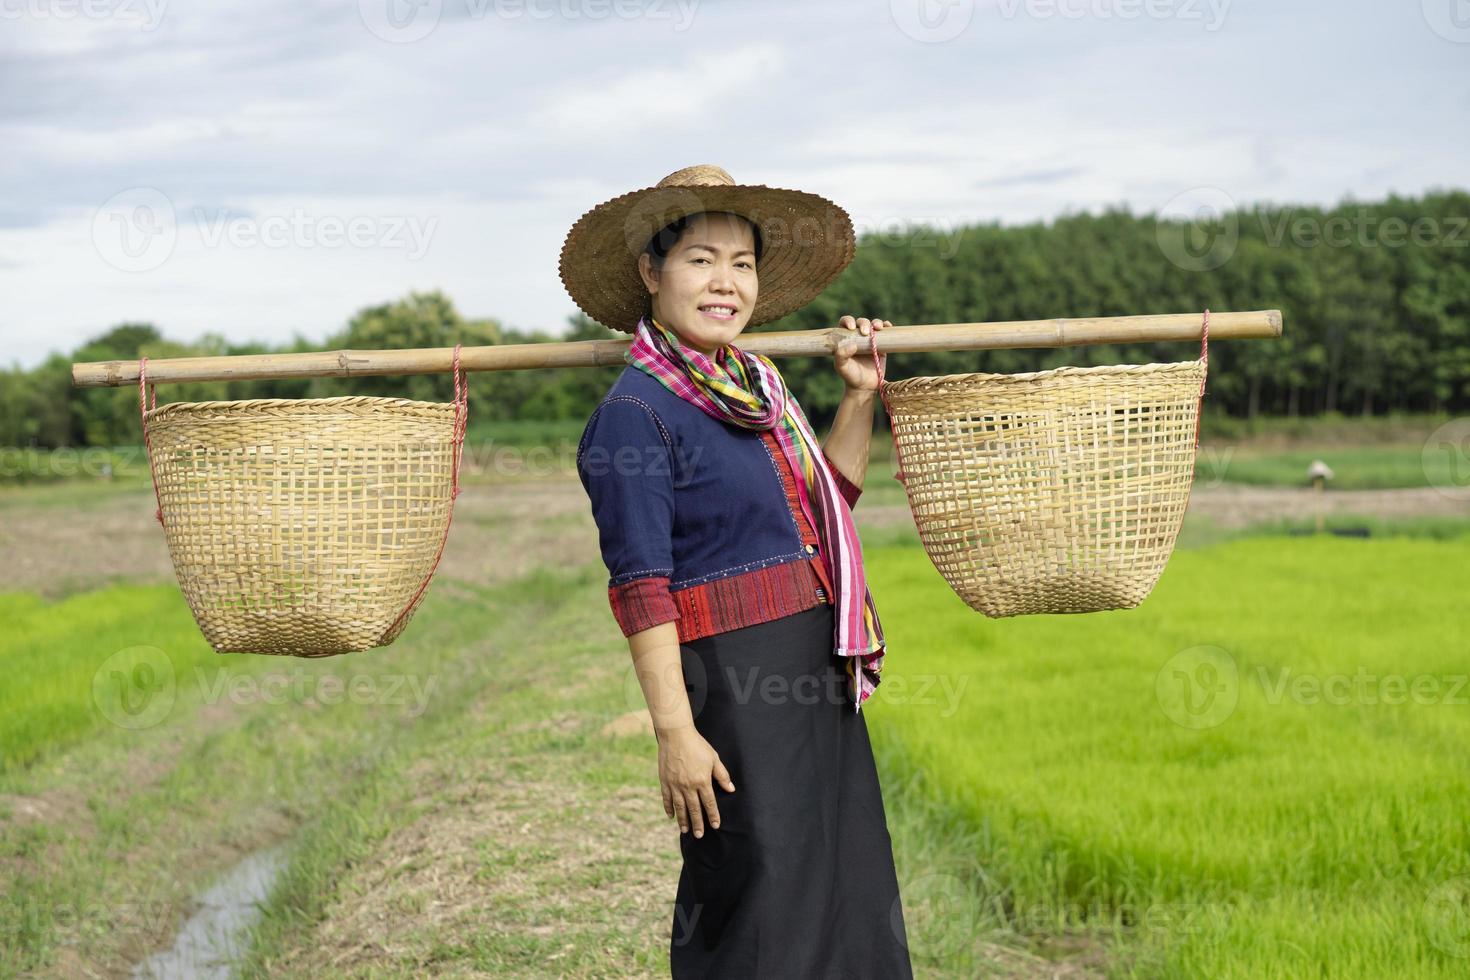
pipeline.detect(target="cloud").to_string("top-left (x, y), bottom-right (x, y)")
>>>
top-left (1, 0), bottom-right (1466, 369)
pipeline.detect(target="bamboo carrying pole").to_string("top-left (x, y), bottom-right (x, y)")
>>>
top-left (71, 309), bottom-right (1281, 388)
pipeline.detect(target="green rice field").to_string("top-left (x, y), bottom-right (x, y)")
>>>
top-left (4, 418), bottom-right (1470, 976)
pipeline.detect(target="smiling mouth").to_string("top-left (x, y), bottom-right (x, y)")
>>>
top-left (699, 304), bottom-right (738, 321)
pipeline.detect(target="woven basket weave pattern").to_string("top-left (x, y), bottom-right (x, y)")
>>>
top-left (145, 396), bottom-right (461, 656)
top-left (883, 359), bottom-right (1205, 617)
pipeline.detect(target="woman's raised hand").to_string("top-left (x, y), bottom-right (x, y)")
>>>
top-left (832, 315), bottom-right (892, 392)
top-left (657, 725), bottom-right (735, 838)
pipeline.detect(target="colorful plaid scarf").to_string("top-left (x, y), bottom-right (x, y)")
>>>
top-left (625, 314), bottom-right (885, 713)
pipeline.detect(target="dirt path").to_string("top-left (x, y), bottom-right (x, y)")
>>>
top-left (0, 477), bottom-right (599, 599)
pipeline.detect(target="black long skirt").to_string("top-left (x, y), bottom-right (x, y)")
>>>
top-left (669, 602), bottom-right (915, 979)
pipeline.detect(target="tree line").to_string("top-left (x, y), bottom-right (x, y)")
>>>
top-left (3, 188), bottom-right (1466, 449)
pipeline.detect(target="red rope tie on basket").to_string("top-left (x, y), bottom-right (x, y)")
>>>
top-left (385, 342), bottom-right (469, 639)
top-left (137, 356), bottom-right (165, 527)
top-left (450, 341), bottom-right (467, 500)
top-left (869, 325), bottom-right (909, 488)
top-left (1193, 309), bottom-right (1210, 451)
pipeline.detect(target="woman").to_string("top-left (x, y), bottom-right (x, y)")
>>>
top-left (564, 164), bottom-right (914, 978)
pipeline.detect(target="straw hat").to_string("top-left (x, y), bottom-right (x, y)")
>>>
top-left (558, 164), bottom-right (856, 334)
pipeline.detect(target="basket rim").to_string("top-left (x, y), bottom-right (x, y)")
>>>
top-left (144, 394), bottom-right (458, 422)
top-left (883, 356), bottom-right (1205, 392)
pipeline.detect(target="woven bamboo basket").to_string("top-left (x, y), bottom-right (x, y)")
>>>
top-left (873, 312), bottom-right (1210, 618)
top-left (137, 348), bottom-right (469, 656)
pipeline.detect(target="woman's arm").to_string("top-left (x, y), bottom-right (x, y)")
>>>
top-left (820, 315), bottom-right (892, 491)
top-left (627, 620), bottom-right (696, 736)
top-left (820, 387), bottom-right (877, 491)
top-left (626, 621), bottom-right (735, 839)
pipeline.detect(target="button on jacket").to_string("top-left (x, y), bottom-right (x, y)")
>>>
top-left (576, 364), bottom-right (862, 642)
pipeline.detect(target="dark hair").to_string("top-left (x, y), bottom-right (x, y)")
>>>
top-left (642, 211), bottom-right (764, 274)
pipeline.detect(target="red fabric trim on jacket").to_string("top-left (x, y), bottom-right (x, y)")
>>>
top-left (607, 576), bottom-right (679, 636)
top-left (607, 428), bottom-right (863, 641)
top-left (670, 558), bottom-right (829, 642)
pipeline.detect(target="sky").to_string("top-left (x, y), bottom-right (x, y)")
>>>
top-left (2, 0), bottom-right (1467, 370)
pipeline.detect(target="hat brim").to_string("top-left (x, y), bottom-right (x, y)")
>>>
top-left (559, 182), bottom-right (855, 334)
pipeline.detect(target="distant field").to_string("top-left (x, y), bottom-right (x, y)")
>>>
top-left (5, 412), bottom-right (1460, 490)
top-left (1194, 445), bottom-right (1454, 491)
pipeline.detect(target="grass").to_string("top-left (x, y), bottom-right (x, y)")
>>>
top-left (7, 456), bottom-right (1470, 976)
top-left (0, 570), bottom-right (556, 977)
top-left (1194, 444), bottom-right (1460, 491)
top-left (0, 586), bottom-right (219, 773)
top-left (863, 531), bottom-right (1470, 978)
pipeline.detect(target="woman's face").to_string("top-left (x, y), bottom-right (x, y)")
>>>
top-left (638, 211), bottom-right (758, 358)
